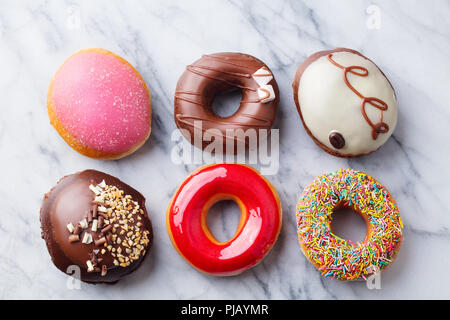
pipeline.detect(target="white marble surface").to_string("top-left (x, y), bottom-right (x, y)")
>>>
top-left (0, 0), bottom-right (449, 299)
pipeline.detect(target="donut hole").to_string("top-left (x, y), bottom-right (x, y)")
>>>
top-left (330, 207), bottom-right (367, 243)
top-left (211, 88), bottom-right (242, 118)
top-left (206, 200), bottom-right (242, 243)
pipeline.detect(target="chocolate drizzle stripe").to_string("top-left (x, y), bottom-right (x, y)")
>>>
top-left (176, 114), bottom-right (272, 127)
top-left (173, 95), bottom-right (206, 106)
top-left (257, 88), bottom-right (271, 101)
top-left (238, 113), bottom-right (274, 123)
top-left (178, 117), bottom-right (270, 132)
top-left (175, 91), bottom-right (203, 96)
top-left (327, 53), bottom-right (389, 140)
top-left (202, 54), bottom-right (256, 69)
top-left (240, 99), bottom-right (265, 104)
top-left (187, 65), bottom-right (252, 79)
top-left (252, 67), bottom-right (272, 77)
top-left (175, 95), bottom-right (269, 107)
top-left (186, 66), bottom-right (256, 91)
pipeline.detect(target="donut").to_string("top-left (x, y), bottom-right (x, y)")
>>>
top-left (47, 48), bottom-right (152, 160)
top-left (292, 48), bottom-right (398, 157)
top-left (166, 164), bottom-right (282, 276)
top-left (296, 169), bottom-right (403, 280)
top-left (174, 52), bottom-right (279, 152)
top-left (40, 170), bottom-right (153, 283)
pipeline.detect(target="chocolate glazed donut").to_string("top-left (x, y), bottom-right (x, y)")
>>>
top-left (40, 170), bottom-right (153, 284)
top-left (174, 53), bottom-right (279, 152)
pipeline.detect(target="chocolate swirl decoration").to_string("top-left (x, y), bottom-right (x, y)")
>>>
top-left (174, 53), bottom-right (279, 152)
top-left (327, 53), bottom-right (389, 140)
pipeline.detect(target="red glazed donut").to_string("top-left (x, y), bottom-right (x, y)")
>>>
top-left (166, 164), bottom-right (282, 276)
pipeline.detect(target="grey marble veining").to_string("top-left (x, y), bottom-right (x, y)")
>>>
top-left (0, 0), bottom-right (449, 299)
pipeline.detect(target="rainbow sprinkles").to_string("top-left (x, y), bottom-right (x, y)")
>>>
top-left (296, 168), bottom-right (403, 281)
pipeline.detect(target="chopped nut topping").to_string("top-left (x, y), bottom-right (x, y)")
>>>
top-left (68, 234), bottom-right (80, 243)
top-left (79, 219), bottom-right (88, 229)
top-left (72, 180), bottom-right (152, 273)
top-left (94, 195), bottom-right (104, 204)
top-left (91, 219), bottom-right (98, 232)
top-left (86, 260), bottom-right (94, 272)
top-left (101, 265), bottom-right (107, 276)
top-left (89, 185), bottom-right (101, 195)
top-left (82, 232), bottom-right (93, 244)
top-left (67, 223), bottom-right (75, 233)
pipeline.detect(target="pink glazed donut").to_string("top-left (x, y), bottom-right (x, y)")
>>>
top-left (47, 48), bottom-right (152, 160)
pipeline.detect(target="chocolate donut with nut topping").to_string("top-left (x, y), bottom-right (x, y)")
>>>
top-left (40, 170), bottom-right (153, 284)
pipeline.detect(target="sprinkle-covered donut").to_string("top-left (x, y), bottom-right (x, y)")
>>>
top-left (292, 48), bottom-right (398, 157)
top-left (174, 52), bottom-right (279, 152)
top-left (47, 48), bottom-right (152, 160)
top-left (166, 164), bottom-right (282, 276)
top-left (296, 169), bottom-right (403, 280)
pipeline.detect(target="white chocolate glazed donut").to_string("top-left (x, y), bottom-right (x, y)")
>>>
top-left (293, 48), bottom-right (398, 157)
